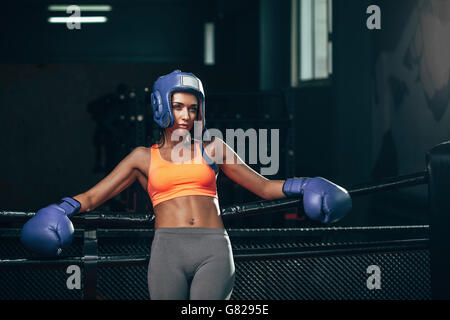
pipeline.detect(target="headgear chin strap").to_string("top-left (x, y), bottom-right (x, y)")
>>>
top-left (151, 70), bottom-right (217, 173)
top-left (151, 69), bottom-right (205, 130)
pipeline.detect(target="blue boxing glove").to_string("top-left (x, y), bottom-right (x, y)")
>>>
top-left (20, 197), bottom-right (81, 257)
top-left (283, 177), bottom-right (352, 223)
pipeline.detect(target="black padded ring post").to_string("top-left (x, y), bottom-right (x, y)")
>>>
top-left (83, 214), bottom-right (99, 300)
top-left (427, 141), bottom-right (450, 300)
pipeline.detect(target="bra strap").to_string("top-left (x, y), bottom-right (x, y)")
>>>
top-left (199, 142), bottom-right (218, 173)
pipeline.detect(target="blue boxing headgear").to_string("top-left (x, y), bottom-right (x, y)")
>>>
top-left (151, 70), bottom-right (205, 129)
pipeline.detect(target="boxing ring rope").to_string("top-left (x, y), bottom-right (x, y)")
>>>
top-left (0, 238), bottom-right (429, 267)
top-left (0, 224), bottom-right (431, 300)
top-left (0, 170), bottom-right (430, 224)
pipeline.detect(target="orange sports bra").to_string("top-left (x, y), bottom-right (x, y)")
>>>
top-left (147, 142), bottom-right (218, 207)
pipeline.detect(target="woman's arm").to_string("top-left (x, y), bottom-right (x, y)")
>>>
top-left (214, 138), bottom-right (352, 223)
top-left (212, 138), bottom-right (286, 200)
top-left (72, 147), bottom-right (148, 213)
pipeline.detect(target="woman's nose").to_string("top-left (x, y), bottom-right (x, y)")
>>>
top-left (180, 107), bottom-right (189, 119)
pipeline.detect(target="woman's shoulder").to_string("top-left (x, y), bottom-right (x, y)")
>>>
top-left (133, 146), bottom-right (152, 154)
top-left (128, 146), bottom-right (152, 173)
top-left (130, 146), bottom-right (151, 162)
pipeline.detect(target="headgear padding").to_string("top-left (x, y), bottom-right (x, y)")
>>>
top-left (151, 70), bottom-right (205, 129)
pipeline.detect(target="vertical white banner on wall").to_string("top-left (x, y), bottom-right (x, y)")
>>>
top-left (314, 0), bottom-right (328, 78)
top-left (301, 0), bottom-right (313, 80)
top-left (204, 22), bottom-right (215, 65)
top-left (328, 0), bottom-right (333, 75)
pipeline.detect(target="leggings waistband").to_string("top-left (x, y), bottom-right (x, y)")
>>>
top-left (154, 227), bottom-right (228, 236)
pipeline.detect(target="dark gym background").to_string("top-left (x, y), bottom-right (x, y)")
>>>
top-left (1, 0), bottom-right (449, 228)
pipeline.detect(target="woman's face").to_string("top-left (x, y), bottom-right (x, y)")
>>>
top-left (170, 92), bottom-right (200, 132)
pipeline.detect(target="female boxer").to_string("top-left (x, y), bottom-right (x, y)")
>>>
top-left (20, 70), bottom-right (352, 300)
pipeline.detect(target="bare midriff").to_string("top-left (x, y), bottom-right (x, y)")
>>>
top-left (153, 195), bottom-right (225, 229)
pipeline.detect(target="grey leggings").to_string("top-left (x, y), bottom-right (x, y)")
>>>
top-left (148, 227), bottom-right (235, 300)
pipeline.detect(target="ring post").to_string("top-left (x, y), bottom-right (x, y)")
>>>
top-left (427, 141), bottom-right (450, 300)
